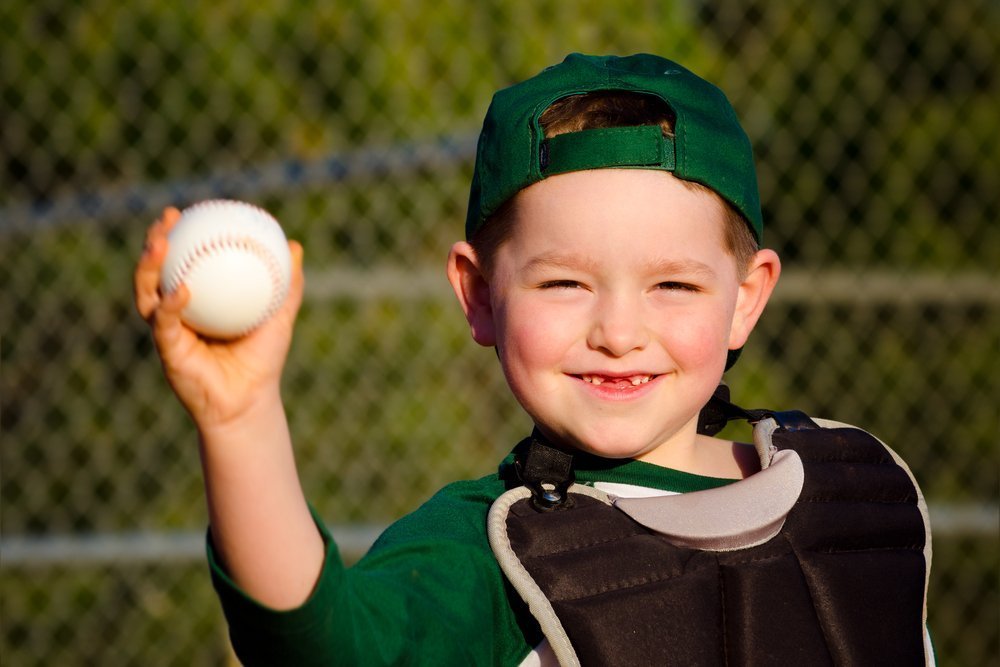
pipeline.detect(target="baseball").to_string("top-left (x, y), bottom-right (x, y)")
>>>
top-left (160, 200), bottom-right (292, 339)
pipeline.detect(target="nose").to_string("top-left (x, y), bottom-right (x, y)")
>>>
top-left (586, 292), bottom-right (650, 357)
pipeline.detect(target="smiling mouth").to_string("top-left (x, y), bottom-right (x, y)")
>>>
top-left (579, 374), bottom-right (656, 386)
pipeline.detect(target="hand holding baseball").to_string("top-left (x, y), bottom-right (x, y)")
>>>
top-left (134, 204), bottom-right (305, 430)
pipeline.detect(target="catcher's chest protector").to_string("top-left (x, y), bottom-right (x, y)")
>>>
top-left (488, 412), bottom-right (932, 666)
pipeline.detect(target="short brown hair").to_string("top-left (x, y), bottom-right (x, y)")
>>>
top-left (470, 91), bottom-right (759, 279)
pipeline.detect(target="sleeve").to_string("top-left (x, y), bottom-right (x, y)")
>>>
top-left (207, 510), bottom-right (348, 666)
top-left (208, 494), bottom-right (533, 666)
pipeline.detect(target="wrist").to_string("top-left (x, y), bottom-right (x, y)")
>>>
top-left (196, 384), bottom-right (288, 453)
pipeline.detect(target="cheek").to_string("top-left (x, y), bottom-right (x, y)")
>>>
top-left (495, 297), bottom-right (578, 394)
top-left (657, 305), bottom-right (734, 368)
top-left (501, 301), bottom-right (567, 367)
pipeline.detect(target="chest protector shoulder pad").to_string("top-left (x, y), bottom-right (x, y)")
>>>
top-left (488, 413), bottom-right (932, 666)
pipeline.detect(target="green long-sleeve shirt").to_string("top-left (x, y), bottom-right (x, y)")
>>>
top-left (209, 447), bottom-right (736, 666)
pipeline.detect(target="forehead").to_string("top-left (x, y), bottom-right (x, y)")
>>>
top-left (507, 169), bottom-right (728, 252)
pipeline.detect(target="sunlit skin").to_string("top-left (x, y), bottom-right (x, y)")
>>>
top-left (448, 169), bottom-right (780, 478)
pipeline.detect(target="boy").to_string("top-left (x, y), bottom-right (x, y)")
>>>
top-left (135, 53), bottom-right (932, 665)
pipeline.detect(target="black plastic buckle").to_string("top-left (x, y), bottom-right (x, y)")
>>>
top-left (514, 435), bottom-right (575, 511)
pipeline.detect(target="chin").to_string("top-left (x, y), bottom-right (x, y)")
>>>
top-left (555, 426), bottom-right (663, 461)
top-left (590, 440), bottom-right (661, 460)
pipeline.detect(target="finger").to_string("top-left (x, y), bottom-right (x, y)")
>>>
top-left (160, 206), bottom-right (182, 234)
top-left (136, 207), bottom-right (184, 319)
top-left (160, 280), bottom-right (190, 316)
top-left (150, 283), bottom-right (192, 353)
top-left (135, 234), bottom-right (168, 320)
top-left (142, 206), bottom-right (180, 249)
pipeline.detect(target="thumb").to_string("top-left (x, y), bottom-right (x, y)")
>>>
top-left (277, 240), bottom-right (305, 325)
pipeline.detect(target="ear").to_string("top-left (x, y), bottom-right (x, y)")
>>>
top-left (446, 241), bottom-right (497, 347)
top-left (728, 248), bottom-right (781, 349)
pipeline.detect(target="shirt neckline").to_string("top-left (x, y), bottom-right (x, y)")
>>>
top-left (500, 439), bottom-right (737, 495)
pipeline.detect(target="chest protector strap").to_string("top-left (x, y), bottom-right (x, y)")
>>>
top-left (488, 410), bottom-right (932, 666)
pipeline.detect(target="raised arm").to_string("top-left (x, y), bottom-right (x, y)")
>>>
top-left (134, 207), bottom-right (323, 609)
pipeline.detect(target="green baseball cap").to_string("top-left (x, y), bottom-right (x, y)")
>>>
top-left (465, 53), bottom-right (763, 244)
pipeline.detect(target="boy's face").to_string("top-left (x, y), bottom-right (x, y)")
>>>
top-left (451, 169), bottom-right (777, 463)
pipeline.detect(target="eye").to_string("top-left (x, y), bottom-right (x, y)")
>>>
top-left (539, 280), bottom-right (584, 290)
top-left (656, 281), bottom-right (700, 292)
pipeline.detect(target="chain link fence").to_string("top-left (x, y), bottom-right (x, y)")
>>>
top-left (2, 1), bottom-right (997, 665)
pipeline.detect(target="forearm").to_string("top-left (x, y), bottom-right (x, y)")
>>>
top-left (198, 387), bottom-right (324, 610)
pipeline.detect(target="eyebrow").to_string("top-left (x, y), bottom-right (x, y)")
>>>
top-left (647, 258), bottom-right (718, 279)
top-left (523, 253), bottom-right (718, 279)
top-left (523, 253), bottom-right (599, 274)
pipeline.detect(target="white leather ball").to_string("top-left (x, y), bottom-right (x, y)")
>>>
top-left (160, 200), bottom-right (292, 339)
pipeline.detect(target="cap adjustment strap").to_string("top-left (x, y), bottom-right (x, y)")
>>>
top-left (540, 125), bottom-right (675, 175)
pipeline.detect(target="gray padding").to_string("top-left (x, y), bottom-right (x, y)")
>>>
top-left (612, 448), bottom-right (804, 551)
